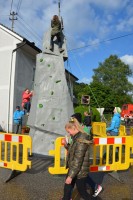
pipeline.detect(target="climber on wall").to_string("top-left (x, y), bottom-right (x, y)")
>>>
top-left (49, 15), bottom-right (64, 53)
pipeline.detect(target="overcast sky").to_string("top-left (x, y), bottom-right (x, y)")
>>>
top-left (1, 0), bottom-right (133, 83)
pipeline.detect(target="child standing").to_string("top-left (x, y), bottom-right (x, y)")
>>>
top-left (13, 106), bottom-right (25, 134)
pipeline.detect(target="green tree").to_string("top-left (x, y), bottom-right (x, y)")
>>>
top-left (90, 55), bottom-right (133, 107)
top-left (73, 82), bottom-right (91, 105)
top-left (74, 105), bottom-right (100, 122)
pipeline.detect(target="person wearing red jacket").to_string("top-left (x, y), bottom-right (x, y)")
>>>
top-left (22, 88), bottom-right (33, 115)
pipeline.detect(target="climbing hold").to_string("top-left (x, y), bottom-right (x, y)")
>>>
top-left (48, 64), bottom-right (51, 67)
top-left (40, 58), bottom-right (43, 62)
top-left (52, 117), bottom-right (55, 120)
top-left (51, 91), bottom-right (54, 95)
top-left (38, 104), bottom-right (43, 108)
top-left (55, 80), bottom-right (61, 83)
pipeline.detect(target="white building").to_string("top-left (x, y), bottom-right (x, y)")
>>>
top-left (0, 24), bottom-right (78, 132)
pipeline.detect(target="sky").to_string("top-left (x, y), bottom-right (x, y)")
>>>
top-left (1, 0), bottom-right (133, 83)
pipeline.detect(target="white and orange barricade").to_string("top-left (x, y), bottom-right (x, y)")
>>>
top-left (48, 134), bottom-right (133, 174)
top-left (0, 133), bottom-right (32, 171)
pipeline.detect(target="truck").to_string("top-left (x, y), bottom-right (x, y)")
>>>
top-left (121, 104), bottom-right (133, 125)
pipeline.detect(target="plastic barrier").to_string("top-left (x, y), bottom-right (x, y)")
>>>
top-left (92, 122), bottom-right (106, 137)
top-left (119, 125), bottom-right (126, 136)
top-left (130, 127), bottom-right (133, 135)
top-left (48, 135), bottom-right (133, 174)
top-left (49, 137), bottom-right (68, 174)
top-left (92, 122), bottom-right (126, 137)
top-left (91, 136), bottom-right (133, 172)
top-left (0, 132), bottom-right (32, 171)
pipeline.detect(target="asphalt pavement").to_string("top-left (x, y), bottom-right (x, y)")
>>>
top-left (0, 125), bottom-right (133, 200)
top-left (0, 155), bottom-right (133, 200)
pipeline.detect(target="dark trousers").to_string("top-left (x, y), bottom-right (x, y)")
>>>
top-left (14, 124), bottom-right (22, 134)
top-left (50, 32), bottom-right (62, 48)
top-left (87, 172), bottom-right (105, 192)
top-left (24, 102), bottom-right (31, 113)
top-left (62, 177), bottom-right (92, 200)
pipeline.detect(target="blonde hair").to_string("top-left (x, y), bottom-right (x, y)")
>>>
top-left (65, 118), bottom-right (86, 134)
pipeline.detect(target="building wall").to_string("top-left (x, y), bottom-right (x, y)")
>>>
top-left (14, 49), bottom-right (36, 110)
top-left (0, 27), bottom-right (22, 131)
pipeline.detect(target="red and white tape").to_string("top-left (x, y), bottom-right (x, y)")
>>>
top-left (0, 134), bottom-right (22, 143)
top-left (94, 137), bottom-right (126, 145)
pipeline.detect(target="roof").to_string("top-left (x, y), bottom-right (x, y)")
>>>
top-left (65, 68), bottom-right (78, 81)
top-left (0, 23), bottom-right (41, 53)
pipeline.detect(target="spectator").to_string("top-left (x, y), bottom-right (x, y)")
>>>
top-left (22, 88), bottom-right (33, 115)
top-left (71, 112), bottom-right (92, 139)
top-left (106, 107), bottom-right (121, 136)
top-left (83, 111), bottom-right (92, 127)
top-left (105, 107), bottom-right (121, 162)
top-left (13, 106), bottom-right (25, 134)
top-left (49, 15), bottom-right (64, 53)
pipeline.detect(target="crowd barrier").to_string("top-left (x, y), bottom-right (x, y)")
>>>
top-left (0, 132), bottom-right (32, 171)
top-left (48, 134), bottom-right (133, 174)
top-left (130, 127), bottom-right (133, 135)
top-left (92, 122), bottom-right (126, 136)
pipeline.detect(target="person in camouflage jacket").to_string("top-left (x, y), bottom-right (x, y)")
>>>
top-left (62, 121), bottom-right (93, 200)
top-left (49, 15), bottom-right (64, 52)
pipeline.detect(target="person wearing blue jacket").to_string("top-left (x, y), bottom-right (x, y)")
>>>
top-left (13, 106), bottom-right (25, 134)
top-left (106, 107), bottom-right (121, 136)
top-left (106, 107), bottom-right (121, 162)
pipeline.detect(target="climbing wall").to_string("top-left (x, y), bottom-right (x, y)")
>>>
top-left (28, 52), bottom-right (74, 156)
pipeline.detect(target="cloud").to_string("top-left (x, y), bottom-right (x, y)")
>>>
top-left (78, 77), bottom-right (92, 84)
top-left (0, 0), bottom-right (133, 53)
top-left (89, 0), bottom-right (127, 9)
top-left (120, 55), bottom-right (133, 70)
top-left (116, 17), bottom-right (133, 32)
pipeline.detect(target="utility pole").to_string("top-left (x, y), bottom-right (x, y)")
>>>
top-left (9, 11), bottom-right (17, 31)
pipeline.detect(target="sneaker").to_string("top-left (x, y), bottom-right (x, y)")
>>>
top-left (92, 185), bottom-right (102, 197)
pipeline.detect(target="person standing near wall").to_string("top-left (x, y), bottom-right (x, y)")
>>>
top-left (13, 106), bottom-right (25, 134)
top-left (22, 88), bottom-right (33, 115)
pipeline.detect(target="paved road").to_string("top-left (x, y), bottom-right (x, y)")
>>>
top-left (0, 156), bottom-right (133, 200)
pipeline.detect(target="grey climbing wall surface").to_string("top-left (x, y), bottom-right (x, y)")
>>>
top-left (28, 29), bottom-right (74, 155)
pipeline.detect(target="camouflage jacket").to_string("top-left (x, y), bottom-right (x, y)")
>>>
top-left (66, 132), bottom-right (90, 179)
top-left (51, 19), bottom-right (61, 35)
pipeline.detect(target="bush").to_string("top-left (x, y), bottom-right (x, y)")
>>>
top-left (74, 105), bottom-right (101, 122)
